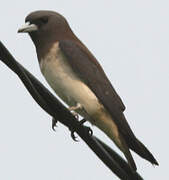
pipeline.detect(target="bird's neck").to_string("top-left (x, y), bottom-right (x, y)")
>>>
top-left (29, 29), bottom-right (79, 62)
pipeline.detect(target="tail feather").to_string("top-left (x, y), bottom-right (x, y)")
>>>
top-left (127, 137), bottom-right (159, 165)
top-left (119, 134), bottom-right (137, 171)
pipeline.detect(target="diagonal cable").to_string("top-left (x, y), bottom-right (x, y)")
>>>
top-left (0, 40), bottom-right (143, 180)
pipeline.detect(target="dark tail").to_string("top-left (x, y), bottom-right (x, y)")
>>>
top-left (119, 134), bottom-right (137, 171)
top-left (128, 137), bottom-right (159, 166)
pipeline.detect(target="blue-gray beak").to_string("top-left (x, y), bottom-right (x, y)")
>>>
top-left (18, 22), bottom-right (38, 33)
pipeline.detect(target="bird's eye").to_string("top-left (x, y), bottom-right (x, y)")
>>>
top-left (40, 17), bottom-right (48, 24)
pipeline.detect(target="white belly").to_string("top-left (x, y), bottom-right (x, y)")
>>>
top-left (39, 42), bottom-right (102, 121)
top-left (39, 42), bottom-right (122, 149)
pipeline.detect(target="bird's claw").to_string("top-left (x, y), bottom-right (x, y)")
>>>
top-left (79, 119), bottom-right (86, 125)
top-left (71, 111), bottom-right (79, 119)
top-left (71, 130), bottom-right (79, 142)
top-left (70, 119), bottom-right (93, 141)
top-left (85, 126), bottom-right (93, 136)
top-left (52, 117), bottom-right (58, 131)
top-left (80, 119), bottom-right (93, 136)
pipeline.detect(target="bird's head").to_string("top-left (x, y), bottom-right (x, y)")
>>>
top-left (18, 10), bottom-right (73, 48)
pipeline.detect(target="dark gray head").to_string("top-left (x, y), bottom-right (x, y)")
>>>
top-left (18, 11), bottom-right (77, 50)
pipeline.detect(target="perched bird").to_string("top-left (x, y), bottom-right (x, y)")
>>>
top-left (18, 10), bottom-right (158, 170)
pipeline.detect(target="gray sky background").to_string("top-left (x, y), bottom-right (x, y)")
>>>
top-left (0, 1), bottom-right (168, 179)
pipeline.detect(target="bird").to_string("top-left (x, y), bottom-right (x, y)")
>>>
top-left (18, 10), bottom-right (158, 170)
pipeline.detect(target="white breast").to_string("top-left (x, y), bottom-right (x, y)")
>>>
top-left (39, 42), bottom-right (121, 147)
top-left (39, 42), bottom-right (102, 119)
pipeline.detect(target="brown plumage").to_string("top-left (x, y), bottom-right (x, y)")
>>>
top-left (18, 10), bottom-right (159, 170)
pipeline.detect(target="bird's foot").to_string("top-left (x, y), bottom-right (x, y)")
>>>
top-left (70, 119), bottom-right (93, 141)
top-left (52, 103), bottom-right (82, 132)
top-left (70, 129), bottom-right (78, 141)
top-left (68, 103), bottom-right (82, 119)
top-left (52, 117), bottom-right (58, 131)
top-left (70, 119), bottom-right (86, 141)
top-left (84, 126), bottom-right (93, 137)
top-left (71, 111), bottom-right (79, 119)
top-left (79, 119), bottom-right (93, 137)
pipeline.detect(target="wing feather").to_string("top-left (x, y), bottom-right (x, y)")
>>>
top-left (59, 40), bottom-right (135, 138)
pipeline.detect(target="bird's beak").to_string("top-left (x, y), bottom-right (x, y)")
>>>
top-left (18, 22), bottom-right (38, 33)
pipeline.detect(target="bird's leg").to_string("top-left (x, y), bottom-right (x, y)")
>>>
top-left (52, 103), bottom-right (82, 131)
top-left (79, 118), bottom-right (87, 125)
top-left (68, 103), bottom-right (83, 141)
top-left (68, 103), bottom-right (82, 119)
